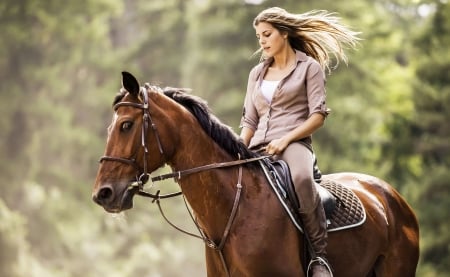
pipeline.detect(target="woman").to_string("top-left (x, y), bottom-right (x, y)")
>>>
top-left (240, 7), bottom-right (359, 277)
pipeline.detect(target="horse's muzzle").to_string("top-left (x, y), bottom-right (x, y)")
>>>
top-left (92, 183), bottom-right (136, 213)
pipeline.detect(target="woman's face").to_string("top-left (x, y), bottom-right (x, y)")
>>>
top-left (255, 22), bottom-right (287, 58)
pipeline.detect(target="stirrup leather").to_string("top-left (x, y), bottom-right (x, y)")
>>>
top-left (307, 256), bottom-right (333, 277)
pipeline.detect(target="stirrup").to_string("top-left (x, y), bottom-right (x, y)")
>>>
top-left (307, 256), bottom-right (333, 277)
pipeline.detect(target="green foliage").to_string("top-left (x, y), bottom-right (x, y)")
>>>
top-left (0, 0), bottom-right (448, 276)
top-left (0, 199), bottom-right (28, 277)
top-left (409, 2), bottom-right (450, 275)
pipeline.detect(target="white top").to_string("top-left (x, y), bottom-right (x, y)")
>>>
top-left (260, 80), bottom-right (280, 103)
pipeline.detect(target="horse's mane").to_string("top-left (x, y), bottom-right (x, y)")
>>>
top-left (163, 88), bottom-right (258, 160)
top-left (113, 86), bottom-right (258, 160)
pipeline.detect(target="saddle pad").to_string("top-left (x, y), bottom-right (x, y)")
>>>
top-left (321, 179), bottom-right (366, 232)
top-left (259, 160), bottom-right (366, 233)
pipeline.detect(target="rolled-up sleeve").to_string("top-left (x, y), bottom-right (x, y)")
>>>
top-left (240, 67), bottom-right (259, 130)
top-left (306, 62), bottom-right (330, 117)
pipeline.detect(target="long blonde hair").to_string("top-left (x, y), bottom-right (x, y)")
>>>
top-left (253, 7), bottom-right (360, 72)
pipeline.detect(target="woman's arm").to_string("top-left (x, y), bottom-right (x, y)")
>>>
top-left (265, 113), bottom-right (325, 155)
top-left (240, 127), bottom-right (255, 147)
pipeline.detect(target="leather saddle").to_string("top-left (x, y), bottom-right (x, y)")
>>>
top-left (262, 158), bottom-right (336, 218)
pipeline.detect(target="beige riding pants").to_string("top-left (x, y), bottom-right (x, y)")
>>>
top-left (274, 141), bottom-right (320, 212)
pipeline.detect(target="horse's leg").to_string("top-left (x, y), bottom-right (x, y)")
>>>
top-left (327, 227), bottom-right (386, 276)
top-left (373, 252), bottom-right (417, 277)
top-left (371, 224), bottom-right (419, 277)
top-left (360, 179), bottom-right (420, 277)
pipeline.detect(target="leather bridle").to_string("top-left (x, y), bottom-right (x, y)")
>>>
top-left (99, 84), bottom-right (165, 190)
top-left (99, 84), bottom-right (267, 196)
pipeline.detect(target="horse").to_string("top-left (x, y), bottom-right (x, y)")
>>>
top-left (92, 72), bottom-right (419, 276)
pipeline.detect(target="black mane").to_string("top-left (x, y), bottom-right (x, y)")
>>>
top-left (113, 86), bottom-right (258, 160)
top-left (163, 88), bottom-right (258, 160)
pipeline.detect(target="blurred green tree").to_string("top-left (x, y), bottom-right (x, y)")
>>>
top-left (410, 1), bottom-right (450, 275)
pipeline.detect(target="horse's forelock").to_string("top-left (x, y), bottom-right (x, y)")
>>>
top-left (112, 88), bottom-right (127, 107)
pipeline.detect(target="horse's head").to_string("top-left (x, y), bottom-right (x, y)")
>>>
top-left (92, 72), bottom-right (169, 213)
top-left (93, 71), bottom-right (257, 213)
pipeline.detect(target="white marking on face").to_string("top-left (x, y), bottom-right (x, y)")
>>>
top-left (107, 112), bottom-right (119, 142)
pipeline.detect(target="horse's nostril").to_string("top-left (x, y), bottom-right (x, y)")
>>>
top-left (93, 185), bottom-right (114, 205)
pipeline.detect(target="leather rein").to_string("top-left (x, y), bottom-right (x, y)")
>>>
top-left (99, 85), bottom-right (267, 276)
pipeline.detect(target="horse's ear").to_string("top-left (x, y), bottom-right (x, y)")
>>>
top-left (121, 71), bottom-right (140, 97)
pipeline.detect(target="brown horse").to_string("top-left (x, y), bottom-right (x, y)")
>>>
top-left (92, 72), bottom-right (419, 276)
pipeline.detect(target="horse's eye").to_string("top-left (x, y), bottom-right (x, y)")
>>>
top-left (121, 121), bottom-right (133, 131)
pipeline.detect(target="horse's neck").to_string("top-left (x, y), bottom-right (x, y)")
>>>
top-left (168, 127), bottom-right (225, 169)
top-left (169, 136), bottom-right (239, 237)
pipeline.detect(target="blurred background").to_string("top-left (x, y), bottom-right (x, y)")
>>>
top-left (0, 0), bottom-right (448, 276)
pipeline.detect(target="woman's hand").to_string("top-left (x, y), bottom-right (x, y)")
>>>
top-left (264, 113), bottom-right (325, 155)
top-left (265, 137), bottom-right (290, 155)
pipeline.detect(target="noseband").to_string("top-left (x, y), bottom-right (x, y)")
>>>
top-left (99, 84), bottom-right (164, 187)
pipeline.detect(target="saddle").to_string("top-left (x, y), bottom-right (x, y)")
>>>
top-left (262, 158), bottom-right (336, 219)
top-left (259, 158), bottom-right (366, 233)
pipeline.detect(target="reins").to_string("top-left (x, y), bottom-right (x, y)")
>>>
top-left (132, 156), bottom-right (266, 277)
top-left (151, 155), bottom-right (267, 183)
top-left (99, 85), bottom-right (268, 277)
top-left (140, 167), bottom-right (245, 277)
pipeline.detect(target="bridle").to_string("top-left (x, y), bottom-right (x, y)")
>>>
top-left (99, 84), bottom-right (266, 196)
top-left (99, 84), bottom-right (165, 191)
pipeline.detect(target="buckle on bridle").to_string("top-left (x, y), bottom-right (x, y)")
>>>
top-left (138, 173), bottom-right (151, 186)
